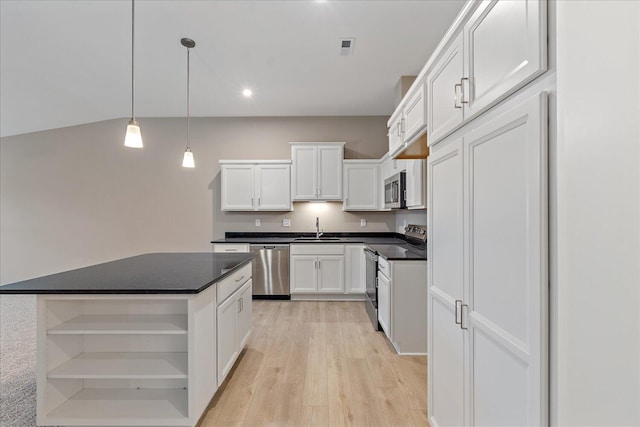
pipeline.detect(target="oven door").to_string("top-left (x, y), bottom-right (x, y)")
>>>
top-left (364, 248), bottom-right (380, 330)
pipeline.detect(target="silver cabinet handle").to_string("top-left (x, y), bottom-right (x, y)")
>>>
top-left (240, 297), bottom-right (243, 312)
top-left (251, 197), bottom-right (254, 206)
top-left (237, 299), bottom-right (241, 313)
top-left (455, 300), bottom-right (462, 324)
top-left (460, 77), bottom-right (469, 104)
top-left (400, 118), bottom-right (405, 133)
top-left (224, 248), bottom-right (238, 252)
top-left (396, 123), bottom-right (401, 136)
top-left (454, 83), bottom-right (462, 109)
top-left (235, 275), bottom-right (245, 283)
top-left (461, 303), bottom-right (469, 330)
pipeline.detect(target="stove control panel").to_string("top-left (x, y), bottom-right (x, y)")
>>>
top-left (405, 224), bottom-right (427, 243)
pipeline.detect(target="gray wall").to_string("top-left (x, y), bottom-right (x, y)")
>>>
top-left (1, 116), bottom-right (396, 284)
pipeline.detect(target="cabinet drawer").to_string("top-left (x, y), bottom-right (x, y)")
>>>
top-left (217, 263), bottom-right (251, 304)
top-left (378, 257), bottom-right (391, 278)
top-left (290, 244), bottom-right (344, 256)
top-left (212, 244), bottom-right (250, 253)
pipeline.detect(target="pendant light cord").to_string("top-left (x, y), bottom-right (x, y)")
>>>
top-left (186, 46), bottom-right (191, 150)
top-left (131, 0), bottom-right (136, 121)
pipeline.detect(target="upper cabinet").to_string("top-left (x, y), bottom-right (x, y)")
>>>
top-left (426, 0), bottom-right (547, 145)
top-left (290, 142), bottom-right (344, 201)
top-left (220, 161), bottom-right (292, 211)
top-left (405, 159), bottom-right (426, 209)
top-left (388, 80), bottom-right (427, 158)
top-left (343, 160), bottom-right (379, 211)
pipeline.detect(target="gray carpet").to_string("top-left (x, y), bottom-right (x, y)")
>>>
top-left (0, 295), bottom-right (37, 427)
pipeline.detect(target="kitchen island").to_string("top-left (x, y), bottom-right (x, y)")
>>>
top-left (0, 252), bottom-right (254, 427)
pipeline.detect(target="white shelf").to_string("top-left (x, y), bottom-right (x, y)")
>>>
top-left (48, 314), bottom-right (188, 335)
top-left (46, 388), bottom-right (189, 426)
top-left (48, 352), bottom-right (188, 379)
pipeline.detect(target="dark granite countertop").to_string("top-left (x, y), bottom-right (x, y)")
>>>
top-left (366, 244), bottom-right (427, 261)
top-left (212, 232), bottom-right (427, 261)
top-left (0, 253), bottom-right (254, 295)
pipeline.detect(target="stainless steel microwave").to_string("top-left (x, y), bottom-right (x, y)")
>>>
top-left (384, 171), bottom-right (406, 209)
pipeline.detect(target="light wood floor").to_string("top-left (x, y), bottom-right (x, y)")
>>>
top-left (199, 300), bottom-right (429, 427)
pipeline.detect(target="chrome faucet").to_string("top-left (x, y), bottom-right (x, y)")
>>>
top-left (315, 217), bottom-right (323, 239)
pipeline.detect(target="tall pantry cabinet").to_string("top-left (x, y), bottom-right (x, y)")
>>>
top-left (426, 0), bottom-right (548, 426)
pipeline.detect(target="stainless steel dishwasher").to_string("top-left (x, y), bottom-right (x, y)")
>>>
top-left (249, 244), bottom-right (290, 299)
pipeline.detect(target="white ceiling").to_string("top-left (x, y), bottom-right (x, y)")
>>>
top-left (0, 0), bottom-right (465, 137)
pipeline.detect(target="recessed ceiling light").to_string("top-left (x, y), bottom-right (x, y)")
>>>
top-left (242, 89), bottom-right (253, 97)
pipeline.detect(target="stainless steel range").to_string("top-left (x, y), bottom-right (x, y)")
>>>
top-left (364, 224), bottom-right (427, 330)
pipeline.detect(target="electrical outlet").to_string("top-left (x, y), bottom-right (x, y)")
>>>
top-left (282, 219), bottom-right (291, 227)
top-left (361, 219), bottom-right (367, 227)
top-left (255, 219), bottom-right (261, 227)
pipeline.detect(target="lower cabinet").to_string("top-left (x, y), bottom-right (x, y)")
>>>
top-left (344, 245), bottom-right (365, 294)
top-left (377, 257), bottom-right (427, 355)
top-left (290, 245), bottom-right (345, 294)
top-left (217, 279), bottom-right (252, 386)
top-left (377, 267), bottom-right (391, 336)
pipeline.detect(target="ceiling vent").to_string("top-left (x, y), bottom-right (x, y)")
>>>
top-left (339, 38), bottom-right (355, 56)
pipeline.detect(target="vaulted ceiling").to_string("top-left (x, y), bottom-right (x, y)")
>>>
top-left (0, 0), bottom-right (465, 137)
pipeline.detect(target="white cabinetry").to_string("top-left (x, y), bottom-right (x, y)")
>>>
top-left (428, 93), bottom-right (547, 426)
top-left (426, 0), bottom-right (546, 145)
top-left (344, 245), bottom-right (365, 294)
top-left (290, 244), bottom-right (345, 294)
top-left (36, 294), bottom-right (212, 426)
top-left (404, 159), bottom-right (426, 209)
top-left (376, 257), bottom-right (427, 355)
top-left (388, 112), bottom-right (404, 157)
top-left (290, 143), bottom-right (344, 201)
top-left (343, 160), bottom-right (379, 211)
top-left (427, 32), bottom-right (465, 144)
top-left (212, 244), bottom-right (250, 253)
top-left (377, 262), bottom-right (391, 336)
top-left (220, 161), bottom-right (292, 211)
top-left (388, 81), bottom-right (428, 158)
top-left (216, 265), bottom-right (252, 386)
top-left (402, 82), bottom-right (427, 142)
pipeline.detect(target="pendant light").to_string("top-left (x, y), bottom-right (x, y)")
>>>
top-left (124, 0), bottom-right (143, 148)
top-left (181, 38), bottom-right (196, 168)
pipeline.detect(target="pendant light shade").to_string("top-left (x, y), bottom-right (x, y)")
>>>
top-left (182, 147), bottom-right (195, 168)
top-left (181, 37), bottom-right (196, 168)
top-left (124, 0), bottom-right (143, 148)
top-left (124, 119), bottom-right (143, 148)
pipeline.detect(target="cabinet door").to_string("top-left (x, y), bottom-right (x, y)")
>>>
top-left (221, 165), bottom-right (255, 211)
top-left (427, 137), bottom-right (464, 427)
top-left (405, 159), bottom-right (425, 209)
top-left (403, 83), bottom-right (427, 142)
top-left (318, 145), bottom-right (343, 200)
top-left (217, 293), bottom-right (238, 386)
top-left (463, 93), bottom-right (547, 426)
top-left (388, 114), bottom-right (404, 156)
top-left (344, 245), bottom-right (365, 294)
top-left (256, 164), bottom-right (291, 210)
top-left (377, 271), bottom-right (391, 338)
top-left (290, 256), bottom-right (318, 293)
top-left (291, 146), bottom-right (318, 200)
top-left (237, 280), bottom-right (252, 349)
top-left (317, 255), bottom-right (344, 293)
top-left (343, 163), bottom-right (378, 210)
top-left (427, 31), bottom-right (464, 145)
top-left (463, 0), bottom-right (547, 117)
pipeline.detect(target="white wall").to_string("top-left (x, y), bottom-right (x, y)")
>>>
top-left (0, 116), bottom-right (395, 284)
top-left (395, 209), bottom-right (427, 233)
top-left (556, 1), bottom-right (640, 425)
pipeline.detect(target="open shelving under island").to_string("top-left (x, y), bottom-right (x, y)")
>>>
top-left (0, 252), bottom-right (254, 427)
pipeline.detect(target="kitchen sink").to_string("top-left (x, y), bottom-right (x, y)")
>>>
top-left (294, 237), bottom-right (342, 241)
